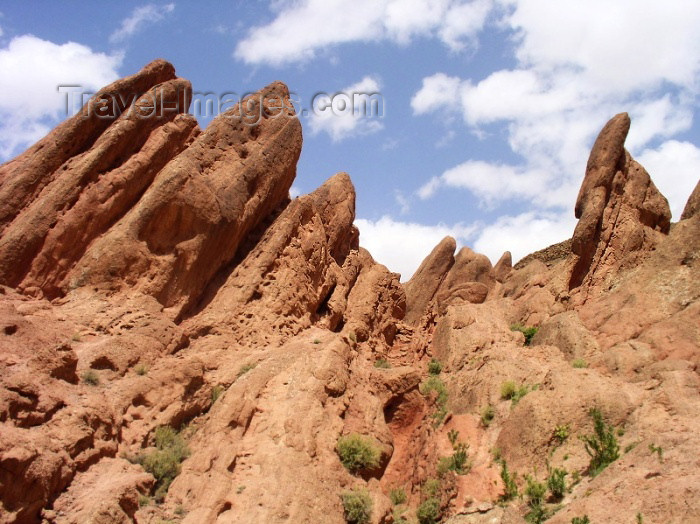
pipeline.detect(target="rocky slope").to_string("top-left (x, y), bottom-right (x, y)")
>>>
top-left (0, 61), bottom-right (698, 524)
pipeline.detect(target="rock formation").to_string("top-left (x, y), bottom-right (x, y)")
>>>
top-left (0, 62), bottom-right (698, 524)
top-left (569, 113), bottom-right (671, 292)
top-left (681, 179), bottom-right (700, 220)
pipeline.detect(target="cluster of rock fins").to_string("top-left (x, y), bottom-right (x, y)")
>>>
top-left (0, 60), bottom-right (698, 523)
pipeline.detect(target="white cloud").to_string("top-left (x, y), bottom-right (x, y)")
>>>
top-left (410, 72), bottom-right (462, 115)
top-left (412, 1), bottom-right (700, 217)
top-left (0, 35), bottom-right (121, 160)
top-left (110, 3), bottom-right (175, 44)
top-left (289, 185), bottom-right (302, 198)
top-left (355, 215), bottom-right (477, 280)
top-left (637, 141), bottom-right (700, 220)
top-left (506, 0), bottom-right (700, 93)
top-left (308, 75), bottom-right (384, 142)
top-left (234, 0), bottom-right (493, 66)
top-left (472, 210), bottom-right (577, 264)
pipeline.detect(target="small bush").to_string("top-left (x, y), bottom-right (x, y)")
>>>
top-left (427, 358), bottom-right (442, 375)
top-left (341, 489), bottom-right (372, 524)
top-left (579, 408), bottom-right (619, 476)
top-left (422, 478), bottom-right (441, 499)
top-left (524, 475), bottom-right (548, 523)
top-left (441, 432), bottom-right (470, 475)
top-left (392, 508), bottom-right (409, 524)
top-left (211, 385), bottom-right (224, 403)
top-left (572, 359), bottom-right (588, 369)
top-left (138, 494), bottom-right (150, 507)
top-left (553, 424), bottom-right (570, 444)
top-left (135, 364), bottom-right (148, 376)
top-left (140, 426), bottom-right (190, 501)
top-left (389, 487), bottom-right (407, 505)
top-left (416, 498), bottom-right (440, 524)
top-left (374, 359), bottom-right (391, 369)
top-left (481, 405), bottom-right (495, 427)
top-left (348, 331), bottom-right (357, 343)
top-left (237, 363), bottom-right (256, 378)
top-left (337, 433), bottom-right (381, 473)
top-left (571, 517), bottom-right (591, 524)
top-left (500, 381), bottom-right (531, 405)
top-left (649, 443), bottom-right (663, 462)
top-left (499, 460), bottom-right (518, 501)
top-left (510, 323), bottom-right (538, 345)
top-left (547, 467), bottom-right (567, 500)
top-left (174, 505), bottom-right (186, 516)
top-left (81, 370), bottom-right (99, 386)
top-left (525, 475), bottom-right (546, 506)
top-left (419, 376), bottom-right (448, 426)
top-left (313, 338), bottom-right (322, 344)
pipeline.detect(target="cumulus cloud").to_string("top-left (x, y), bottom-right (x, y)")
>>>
top-left (472, 211), bottom-right (577, 264)
top-left (234, 0), bottom-right (493, 66)
top-left (411, 0), bottom-right (700, 246)
top-left (637, 141), bottom-right (700, 220)
top-left (0, 35), bottom-right (121, 160)
top-left (308, 75), bottom-right (384, 142)
top-left (355, 216), bottom-right (477, 280)
top-left (110, 3), bottom-right (175, 44)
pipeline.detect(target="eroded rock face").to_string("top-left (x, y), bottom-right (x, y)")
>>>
top-left (0, 62), bottom-right (698, 524)
top-left (404, 236), bottom-right (456, 325)
top-left (569, 113), bottom-right (671, 291)
top-left (681, 179), bottom-right (700, 220)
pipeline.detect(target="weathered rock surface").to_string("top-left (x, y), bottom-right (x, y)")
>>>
top-left (493, 251), bottom-right (512, 283)
top-left (0, 63), bottom-right (698, 524)
top-left (404, 236), bottom-right (456, 324)
top-left (681, 179), bottom-right (700, 220)
top-left (569, 112), bottom-right (671, 292)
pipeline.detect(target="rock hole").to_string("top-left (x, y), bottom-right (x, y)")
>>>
top-left (218, 502), bottom-right (232, 515)
top-left (3, 324), bottom-right (18, 335)
top-left (91, 356), bottom-right (117, 371)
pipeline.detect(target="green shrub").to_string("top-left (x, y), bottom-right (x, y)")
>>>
top-left (416, 498), bottom-right (440, 524)
top-left (648, 443), bottom-right (663, 463)
top-left (481, 405), bottom-right (495, 427)
top-left (579, 408), bottom-right (619, 476)
top-left (419, 376), bottom-right (449, 426)
top-left (572, 359), bottom-right (588, 369)
top-left (428, 358), bottom-right (442, 375)
top-left (389, 487), bottom-right (406, 505)
top-left (313, 338), bottom-right (322, 344)
top-left (499, 460), bottom-right (518, 501)
top-left (81, 370), bottom-right (99, 386)
top-left (337, 433), bottom-right (381, 473)
top-left (553, 424), bottom-right (570, 443)
top-left (138, 494), bottom-right (150, 507)
top-left (392, 508), bottom-right (409, 524)
top-left (524, 475), bottom-right (548, 523)
top-left (348, 331), bottom-right (357, 343)
top-left (525, 475), bottom-right (546, 506)
top-left (500, 381), bottom-right (531, 405)
top-left (374, 359), bottom-right (390, 369)
top-left (135, 364), bottom-right (148, 376)
top-left (341, 489), bottom-right (372, 524)
top-left (422, 478), bottom-right (441, 499)
top-left (174, 505), bottom-right (186, 516)
top-left (510, 323), bottom-right (538, 345)
top-left (547, 467), bottom-right (567, 500)
top-left (140, 426), bottom-right (190, 501)
top-left (440, 433), bottom-right (470, 475)
top-left (571, 517), bottom-right (591, 524)
top-left (211, 385), bottom-right (224, 403)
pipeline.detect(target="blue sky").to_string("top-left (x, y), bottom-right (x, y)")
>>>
top-left (1, 1), bottom-right (699, 279)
